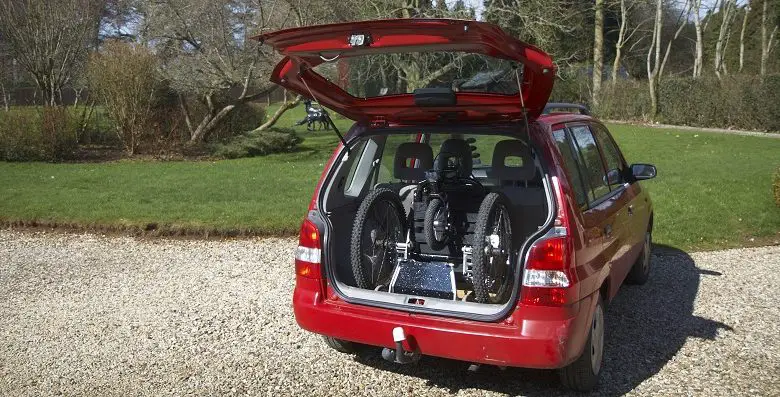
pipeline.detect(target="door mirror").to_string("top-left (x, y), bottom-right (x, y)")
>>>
top-left (631, 163), bottom-right (657, 180)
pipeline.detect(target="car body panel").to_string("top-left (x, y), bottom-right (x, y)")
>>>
top-left (293, 114), bottom-right (653, 369)
top-left (275, 18), bottom-right (654, 372)
top-left (294, 277), bottom-right (599, 368)
top-left (256, 19), bottom-right (555, 124)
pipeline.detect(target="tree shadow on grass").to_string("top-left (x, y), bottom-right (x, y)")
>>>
top-left (351, 244), bottom-right (732, 396)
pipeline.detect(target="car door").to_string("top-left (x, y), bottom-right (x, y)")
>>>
top-left (566, 123), bottom-right (628, 297)
top-left (588, 122), bottom-right (638, 286)
top-left (591, 122), bottom-right (650, 271)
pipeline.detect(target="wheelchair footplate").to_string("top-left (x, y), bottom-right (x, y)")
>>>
top-left (389, 259), bottom-right (457, 301)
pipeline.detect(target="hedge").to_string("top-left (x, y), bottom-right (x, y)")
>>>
top-left (552, 74), bottom-right (780, 132)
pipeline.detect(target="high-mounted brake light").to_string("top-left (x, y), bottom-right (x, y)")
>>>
top-left (295, 218), bottom-right (322, 279)
top-left (521, 176), bottom-right (576, 306)
top-left (348, 33), bottom-right (372, 47)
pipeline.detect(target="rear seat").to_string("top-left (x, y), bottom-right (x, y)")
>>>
top-left (376, 142), bottom-right (434, 215)
top-left (491, 140), bottom-right (547, 240)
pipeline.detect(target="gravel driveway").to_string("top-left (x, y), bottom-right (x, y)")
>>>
top-left (1, 229), bottom-right (778, 396)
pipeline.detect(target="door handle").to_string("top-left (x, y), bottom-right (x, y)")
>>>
top-left (628, 205), bottom-right (634, 216)
top-left (604, 224), bottom-right (613, 237)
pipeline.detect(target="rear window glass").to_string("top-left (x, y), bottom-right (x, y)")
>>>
top-left (343, 132), bottom-right (535, 190)
top-left (313, 52), bottom-right (522, 99)
top-left (569, 125), bottom-right (610, 203)
top-left (553, 129), bottom-right (588, 208)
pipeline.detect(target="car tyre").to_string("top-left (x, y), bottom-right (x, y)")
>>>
top-left (322, 336), bottom-right (361, 354)
top-left (625, 230), bottom-right (652, 285)
top-left (559, 296), bottom-right (604, 392)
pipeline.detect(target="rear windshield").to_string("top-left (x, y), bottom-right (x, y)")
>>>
top-left (343, 132), bottom-right (537, 196)
top-left (313, 52), bottom-right (522, 99)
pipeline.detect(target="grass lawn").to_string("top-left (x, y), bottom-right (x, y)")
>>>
top-left (1, 104), bottom-right (778, 251)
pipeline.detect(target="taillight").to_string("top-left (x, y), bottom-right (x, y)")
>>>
top-left (295, 218), bottom-right (322, 279)
top-left (521, 176), bottom-right (576, 306)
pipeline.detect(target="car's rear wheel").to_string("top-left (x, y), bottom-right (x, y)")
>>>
top-left (559, 296), bottom-right (604, 392)
top-left (322, 336), bottom-right (361, 354)
top-left (625, 230), bottom-right (652, 285)
top-left (350, 188), bottom-right (406, 290)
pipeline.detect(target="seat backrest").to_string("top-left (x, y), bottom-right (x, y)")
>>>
top-left (394, 142), bottom-right (434, 182)
top-left (434, 139), bottom-right (473, 178)
top-left (491, 139), bottom-right (535, 183)
top-left (491, 139), bottom-right (546, 240)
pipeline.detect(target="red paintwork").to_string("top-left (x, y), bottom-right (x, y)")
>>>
top-left (256, 19), bottom-right (555, 124)
top-left (295, 277), bottom-right (597, 368)
top-left (278, 19), bottom-right (653, 371)
top-left (290, 114), bottom-right (652, 369)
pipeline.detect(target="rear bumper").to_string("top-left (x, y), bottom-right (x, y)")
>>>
top-left (293, 279), bottom-right (596, 369)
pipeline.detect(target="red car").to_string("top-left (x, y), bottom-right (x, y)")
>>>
top-left (258, 19), bottom-right (657, 391)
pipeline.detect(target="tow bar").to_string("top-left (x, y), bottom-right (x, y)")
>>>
top-left (381, 327), bottom-right (421, 364)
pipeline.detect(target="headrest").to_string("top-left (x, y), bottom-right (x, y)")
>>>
top-left (491, 139), bottom-right (535, 181)
top-left (434, 139), bottom-right (473, 178)
top-left (394, 142), bottom-right (434, 181)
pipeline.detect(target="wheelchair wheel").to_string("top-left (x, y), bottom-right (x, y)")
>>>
top-left (424, 198), bottom-right (450, 250)
top-left (471, 192), bottom-right (515, 304)
top-left (350, 188), bottom-right (407, 289)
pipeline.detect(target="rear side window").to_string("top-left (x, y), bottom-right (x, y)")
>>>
top-left (344, 139), bottom-right (376, 197)
top-left (591, 123), bottom-right (627, 190)
top-left (569, 125), bottom-right (610, 203)
top-left (552, 129), bottom-right (588, 208)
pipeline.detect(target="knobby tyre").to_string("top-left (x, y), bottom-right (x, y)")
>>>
top-left (471, 192), bottom-right (515, 304)
top-left (350, 188), bottom-right (407, 289)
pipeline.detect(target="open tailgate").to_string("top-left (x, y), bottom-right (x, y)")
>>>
top-left (254, 19), bottom-right (555, 124)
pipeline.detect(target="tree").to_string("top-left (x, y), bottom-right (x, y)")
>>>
top-left (483, 0), bottom-right (587, 64)
top-left (0, 0), bottom-right (103, 106)
top-left (659, 1), bottom-right (691, 79)
top-left (739, 3), bottom-right (750, 72)
top-left (593, 0), bottom-right (605, 105)
top-left (610, 0), bottom-right (649, 81)
top-left (714, 0), bottom-right (737, 78)
top-left (647, 0), bottom-right (663, 117)
top-left (88, 41), bottom-right (159, 154)
top-left (140, 0), bottom-right (277, 143)
top-left (692, 0), bottom-right (704, 77)
top-left (761, 0), bottom-right (779, 76)
top-left (100, 0), bottom-right (143, 42)
top-left (0, 38), bottom-right (11, 111)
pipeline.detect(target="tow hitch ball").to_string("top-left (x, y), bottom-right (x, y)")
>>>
top-left (381, 327), bottom-right (421, 364)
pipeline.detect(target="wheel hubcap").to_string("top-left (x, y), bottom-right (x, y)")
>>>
top-left (590, 304), bottom-right (604, 374)
top-left (432, 207), bottom-right (448, 241)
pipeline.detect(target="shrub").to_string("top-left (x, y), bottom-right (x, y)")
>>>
top-left (556, 73), bottom-right (780, 131)
top-left (550, 68), bottom-right (591, 105)
top-left (596, 80), bottom-right (651, 121)
top-left (774, 167), bottom-right (780, 207)
top-left (40, 106), bottom-right (79, 160)
top-left (0, 106), bottom-right (78, 161)
top-left (211, 128), bottom-right (302, 159)
top-left (88, 41), bottom-right (160, 155)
